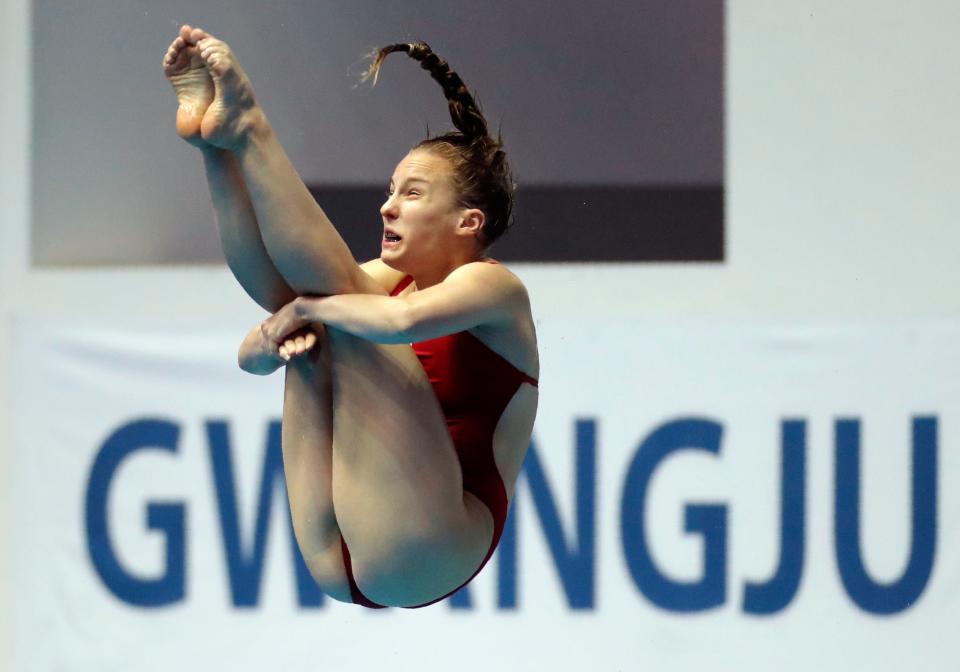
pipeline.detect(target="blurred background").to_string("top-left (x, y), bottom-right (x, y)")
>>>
top-left (2, 1), bottom-right (959, 670)
top-left (31, 0), bottom-right (724, 264)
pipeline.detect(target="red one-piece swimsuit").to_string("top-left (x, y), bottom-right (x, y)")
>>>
top-left (339, 272), bottom-right (538, 608)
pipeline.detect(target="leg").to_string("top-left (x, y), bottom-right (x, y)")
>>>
top-left (202, 148), bottom-right (298, 311)
top-left (164, 28), bottom-right (296, 311)
top-left (182, 27), bottom-right (382, 297)
top-left (280, 328), bottom-right (353, 603)
top-left (326, 329), bottom-right (495, 607)
top-left (165, 28), bottom-right (401, 604)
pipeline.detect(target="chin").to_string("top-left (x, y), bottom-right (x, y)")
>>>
top-left (380, 250), bottom-right (405, 272)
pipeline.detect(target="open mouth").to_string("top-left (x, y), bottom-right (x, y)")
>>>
top-left (383, 229), bottom-right (402, 245)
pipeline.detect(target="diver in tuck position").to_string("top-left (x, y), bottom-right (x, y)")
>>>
top-left (163, 25), bottom-right (539, 608)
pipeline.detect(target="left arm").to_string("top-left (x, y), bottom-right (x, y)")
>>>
top-left (263, 262), bottom-right (526, 345)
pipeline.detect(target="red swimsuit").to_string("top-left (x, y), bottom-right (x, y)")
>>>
top-left (340, 274), bottom-right (538, 608)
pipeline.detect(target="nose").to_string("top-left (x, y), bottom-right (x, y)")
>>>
top-left (380, 194), bottom-right (398, 220)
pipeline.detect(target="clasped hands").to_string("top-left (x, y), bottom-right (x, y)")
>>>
top-left (261, 296), bottom-right (321, 361)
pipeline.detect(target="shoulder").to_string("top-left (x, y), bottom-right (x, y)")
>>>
top-left (446, 260), bottom-right (528, 297)
top-left (360, 258), bottom-right (408, 294)
top-left (451, 262), bottom-right (538, 373)
top-left (441, 261), bottom-right (532, 326)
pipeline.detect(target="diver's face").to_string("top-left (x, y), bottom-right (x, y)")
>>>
top-left (379, 150), bottom-right (463, 269)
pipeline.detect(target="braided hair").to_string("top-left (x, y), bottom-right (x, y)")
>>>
top-left (362, 42), bottom-right (514, 247)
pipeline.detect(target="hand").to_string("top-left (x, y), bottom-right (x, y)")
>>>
top-left (262, 297), bottom-right (312, 346)
top-left (275, 326), bottom-right (319, 361)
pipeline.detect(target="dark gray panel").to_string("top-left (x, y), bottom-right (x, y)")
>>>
top-left (308, 184), bottom-right (723, 263)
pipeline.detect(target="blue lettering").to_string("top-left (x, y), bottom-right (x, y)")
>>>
top-left (488, 420), bottom-right (597, 609)
top-left (85, 418), bottom-right (185, 607)
top-left (835, 417), bottom-right (937, 614)
top-left (496, 504), bottom-right (518, 609)
top-left (743, 420), bottom-right (806, 614)
top-left (207, 420), bottom-right (325, 608)
top-left (621, 418), bottom-right (726, 612)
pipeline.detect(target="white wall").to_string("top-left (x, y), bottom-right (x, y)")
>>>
top-left (3, 0), bottom-right (960, 669)
top-left (0, 0), bottom-right (30, 667)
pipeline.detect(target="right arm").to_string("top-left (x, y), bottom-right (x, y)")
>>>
top-left (237, 260), bottom-right (396, 373)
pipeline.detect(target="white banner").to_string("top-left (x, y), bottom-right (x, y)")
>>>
top-left (11, 315), bottom-right (960, 671)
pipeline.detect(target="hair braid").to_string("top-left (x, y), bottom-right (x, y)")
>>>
top-left (362, 42), bottom-right (515, 247)
top-left (363, 42), bottom-right (488, 139)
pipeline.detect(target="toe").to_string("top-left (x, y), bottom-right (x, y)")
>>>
top-left (198, 42), bottom-right (226, 69)
top-left (198, 44), bottom-right (214, 65)
top-left (163, 49), bottom-right (179, 71)
top-left (164, 37), bottom-right (181, 60)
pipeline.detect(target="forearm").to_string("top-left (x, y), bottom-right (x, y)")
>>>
top-left (296, 295), bottom-right (412, 344)
top-left (202, 147), bottom-right (298, 311)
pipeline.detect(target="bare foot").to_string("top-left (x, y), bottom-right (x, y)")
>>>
top-left (163, 27), bottom-right (214, 147)
top-left (181, 26), bottom-right (263, 151)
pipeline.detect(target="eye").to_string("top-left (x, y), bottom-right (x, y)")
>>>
top-left (407, 189), bottom-right (421, 197)
top-left (384, 188), bottom-right (394, 198)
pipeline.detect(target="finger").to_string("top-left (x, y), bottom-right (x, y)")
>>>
top-left (304, 332), bottom-right (317, 351)
top-left (284, 339), bottom-right (300, 358)
top-left (294, 336), bottom-right (306, 355)
top-left (278, 344), bottom-right (290, 361)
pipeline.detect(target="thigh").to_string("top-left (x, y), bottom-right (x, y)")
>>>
top-left (326, 329), bottom-right (494, 606)
top-left (280, 334), bottom-right (352, 603)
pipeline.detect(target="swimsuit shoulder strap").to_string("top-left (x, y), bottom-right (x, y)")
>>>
top-left (390, 275), bottom-right (415, 296)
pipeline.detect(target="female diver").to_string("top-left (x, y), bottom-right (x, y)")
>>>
top-left (163, 25), bottom-right (539, 608)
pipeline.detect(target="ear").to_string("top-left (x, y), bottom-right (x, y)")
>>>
top-left (457, 208), bottom-right (486, 239)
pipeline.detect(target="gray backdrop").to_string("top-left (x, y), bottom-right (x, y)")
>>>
top-left (33, 0), bottom-right (723, 264)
